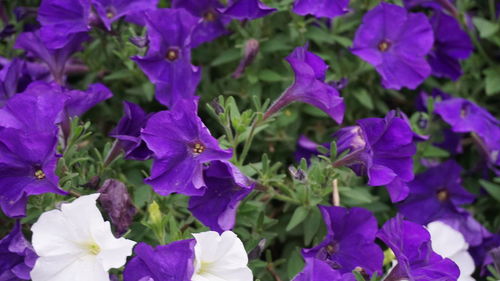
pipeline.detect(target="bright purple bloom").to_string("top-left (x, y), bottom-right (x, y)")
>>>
top-left (224, 0), bottom-right (277, 20)
top-left (110, 101), bottom-right (152, 160)
top-left (428, 10), bottom-right (473, 80)
top-left (377, 216), bottom-right (460, 281)
top-left (293, 0), bottom-right (350, 19)
top-left (14, 30), bottom-right (89, 85)
top-left (172, 0), bottom-right (230, 48)
top-left (123, 240), bottom-right (195, 281)
top-left (351, 3), bottom-right (434, 90)
top-left (0, 127), bottom-right (67, 217)
top-left (439, 207), bottom-right (491, 247)
top-left (37, 0), bottom-right (92, 49)
top-left (98, 179), bottom-right (137, 237)
top-left (398, 160), bottom-right (475, 225)
top-left (435, 98), bottom-right (500, 168)
top-left (91, 0), bottom-right (159, 30)
top-left (333, 110), bottom-right (417, 202)
top-left (302, 206), bottom-right (383, 275)
top-left (264, 46), bottom-right (344, 124)
top-left (0, 222), bottom-right (37, 280)
top-left (0, 59), bottom-right (24, 107)
top-left (292, 258), bottom-right (356, 281)
top-left (403, 0), bottom-right (459, 17)
top-left (470, 234), bottom-right (500, 273)
top-left (188, 161), bottom-right (254, 233)
top-left (132, 9), bottom-right (201, 107)
top-left (141, 98), bottom-right (232, 196)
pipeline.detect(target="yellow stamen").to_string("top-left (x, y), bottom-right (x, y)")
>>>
top-left (87, 242), bottom-right (101, 255)
top-left (437, 189), bottom-right (449, 202)
top-left (193, 143), bottom-right (205, 154)
top-left (166, 49), bottom-right (179, 61)
top-left (35, 170), bottom-right (46, 180)
top-left (378, 40), bottom-right (391, 52)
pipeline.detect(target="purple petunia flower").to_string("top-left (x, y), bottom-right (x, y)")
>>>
top-left (132, 8), bottom-right (201, 108)
top-left (333, 110), bottom-right (417, 202)
top-left (302, 206), bottom-right (383, 276)
top-left (0, 59), bottom-right (25, 107)
top-left (292, 0), bottom-right (350, 19)
top-left (0, 128), bottom-right (67, 217)
top-left (428, 10), bottom-right (473, 80)
top-left (141, 98), bottom-right (232, 196)
top-left (223, 0), bottom-right (277, 20)
top-left (37, 0), bottom-right (92, 49)
top-left (398, 160), bottom-right (475, 225)
top-left (14, 30), bottom-right (89, 85)
top-left (292, 258), bottom-right (356, 281)
top-left (439, 207), bottom-right (491, 247)
top-left (110, 101), bottom-right (153, 160)
top-left (351, 3), bottom-right (434, 90)
top-left (403, 0), bottom-right (459, 17)
top-left (188, 160), bottom-right (254, 233)
top-left (470, 234), bottom-right (500, 274)
top-left (264, 45), bottom-right (345, 124)
top-left (123, 240), bottom-right (196, 281)
top-left (91, 0), bottom-right (159, 30)
top-left (98, 179), bottom-right (137, 237)
top-left (377, 216), bottom-right (460, 281)
top-left (0, 222), bottom-right (37, 280)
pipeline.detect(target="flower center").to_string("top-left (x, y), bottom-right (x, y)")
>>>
top-left (437, 189), bottom-right (449, 202)
top-left (106, 11), bottom-right (114, 19)
top-left (203, 10), bottom-right (217, 22)
top-left (87, 242), bottom-right (101, 255)
top-left (193, 143), bottom-right (206, 154)
top-left (166, 48), bottom-right (179, 61)
top-left (378, 40), bottom-right (391, 52)
top-left (35, 169), bottom-right (46, 180)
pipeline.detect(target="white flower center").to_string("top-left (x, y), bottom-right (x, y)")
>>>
top-left (86, 242), bottom-right (101, 255)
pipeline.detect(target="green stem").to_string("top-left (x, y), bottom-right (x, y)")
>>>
top-left (489, 0), bottom-right (497, 21)
top-left (238, 117), bottom-right (262, 165)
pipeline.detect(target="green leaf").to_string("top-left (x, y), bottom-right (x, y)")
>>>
top-left (354, 89), bottom-right (374, 110)
top-left (211, 48), bottom-right (241, 66)
top-left (479, 180), bottom-right (500, 202)
top-left (287, 248), bottom-right (305, 279)
top-left (484, 66), bottom-right (500, 96)
top-left (286, 206), bottom-right (309, 231)
top-left (303, 207), bottom-right (321, 245)
top-left (422, 145), bottom-right (450, 158)
top-left (258, 69), bottom-right (283, 82)
top-left (473, 17), bottom-right (499, 38)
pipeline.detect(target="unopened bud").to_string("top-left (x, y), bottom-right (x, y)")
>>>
top-left (232, 39), bottom-right (260, 78)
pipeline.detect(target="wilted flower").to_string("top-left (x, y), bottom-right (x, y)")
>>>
top-left (123, 240), bottom-right (196, 281)
top-left (232, 38), bottom-right (260, 78)
top-left (292, 258), bottom-right (356, 281)
top-left (132, 8), bottom-right (201, 107)
top-left (30, 194), bottom-right (136, 281)
top-left (141, 98), bottom-right (232, 196)
top-left (98, 179), bottom-right (137, 236)
top-left (398, 160), bottom-right (475, 225)
top-left (264, 45), bottom-right (345, 124)
top-left (427, 221), bottom-right (475, 281)
top-left (192, 231), bottom-right (253, 281)
top-left (110, 101), bottom-right (152, 160)
top-left (351, 2), bottom-right (434, 90)
top-left (428, 10), bottom-right (473, 80)
top-left (293, 0), bottom-right (350, 19)
top-left (14, 30), bottom-right (89, 84)
top-left (302, 206), bottom-right (383, 276)
top-left (333, 110), bottom-right (417, 202)
top-left (0, 222), bottom-right (37, 280)
top-left (188, 161), bottom-right (254, 233)
top-left (377, 216), bottom-right (460, 281)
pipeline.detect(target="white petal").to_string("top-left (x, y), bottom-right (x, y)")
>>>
top-left (451, 251), bottom-right (476, 280)
top-left (94, 222), bottom-right (136, 270)
top-left (427, 221), bottom-right (468, 257)
top-left (61, 194), bottom-right (106, 236)
top-left (31, 255), bottom-right (109, 281)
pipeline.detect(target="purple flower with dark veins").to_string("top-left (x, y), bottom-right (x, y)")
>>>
top-left (435, 97), bottom-right (500, 170)
top-left (189, 160), bottom-right (254, 233)
top-left (14, 30), bottom-right (89, 85)
top-left (110, 101), bottom-right (152, 160)
top-left (264, 45), bottom-right (345, 124)
top-left (428, 10), bottom-right (473, 80)
top-left (351, 3), bottom-right (434, 90)
top-left (141, 98), bottom-right (232, 196)
top-left (91, 0), bottom-right (159, 30)
top-left (377, 215), bottom-right (460, 281)
top-left (132, 8), bottom-right (201, 108)
top-left (292, 258), bottom-right (356, 281)
top-left (293, 0), bottom-right (350, 19)
top-left (302, 206), bottom-right (383, 276)
top-left (0, 222), bottom-right (37, 280)
top-left (223, 0), bottom-right (277, 20)
top-left (333, 110), bottom-right (417, 202)
top-left (123, 240), bottom-right (195, 281)
top-left (98, 179), bottom-right (137, 237)
top-left (0, 128), bottom-right (67, 217)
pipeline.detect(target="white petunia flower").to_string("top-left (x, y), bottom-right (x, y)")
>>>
top-left (192, 231), bottom-right (253, 281)
top-left (30, 194), bottom-right (136, 281)
top-left (427, 221), bottom-right (476, 281)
